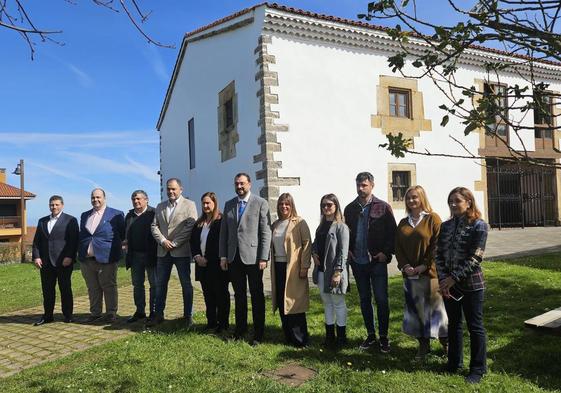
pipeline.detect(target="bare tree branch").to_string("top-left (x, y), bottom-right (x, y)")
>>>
top-left (0, 0), bottom-right (174, 59)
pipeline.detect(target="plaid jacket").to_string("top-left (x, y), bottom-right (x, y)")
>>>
top-left (436, 216), bottom-right (488, 291)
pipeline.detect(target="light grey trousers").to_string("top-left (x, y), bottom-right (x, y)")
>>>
top-left (80, 258), bottom-right (118, 316)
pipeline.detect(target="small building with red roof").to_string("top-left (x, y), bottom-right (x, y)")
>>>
top-left (0, 168), bottom-right (36, 243)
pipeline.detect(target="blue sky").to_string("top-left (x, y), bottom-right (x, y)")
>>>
top-left (0, 0), bottom-right (458, 223)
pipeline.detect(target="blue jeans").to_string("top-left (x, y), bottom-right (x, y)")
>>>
top-left (351, 261), bottom-right (389, 337)
top-left (155, 254), bottom-right (193, 318)
top-left (444, 289), bottom-right (487, 375)
top-left (130, 252), bottom-right (157, 315)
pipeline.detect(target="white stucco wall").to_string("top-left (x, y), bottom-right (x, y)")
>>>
top-left (267, 34), bottom-right (560, 230)
top-left (159, 6), bottom-right (561, 227)
top-left (158, 9), bottom-right (265, 210)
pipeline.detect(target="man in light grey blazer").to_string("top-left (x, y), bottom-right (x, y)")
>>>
top-left (219, 172), bottom-right (271, 344)
top-left (149, 178), bottom-right (197, 327)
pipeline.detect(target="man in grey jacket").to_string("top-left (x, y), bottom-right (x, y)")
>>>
top-left (150, 178), bottom-right (197, 327)
top-left (219, 173), bottom-right (271, 344)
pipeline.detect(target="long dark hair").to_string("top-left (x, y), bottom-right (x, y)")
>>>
top-left (447, 187), bottom-right (482, 223)
top-left (319, 193), bottom-right (344, 224)
top-left (196, 192), bottom-right (221, 227)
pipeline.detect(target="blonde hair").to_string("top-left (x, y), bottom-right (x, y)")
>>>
top-left (404, 185), bottom-right (433, 214)
top-left (277, 193), bottom-right (298, 219)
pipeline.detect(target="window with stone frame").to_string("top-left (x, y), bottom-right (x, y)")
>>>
top-left (534, 91), bottom-right (555, 149)
top-left (389, 88), bottom-right (412, 118)
top-left (391, 171), bottom-right (411, 202)
top-left (217, 81), bottom-right (239, 162)
top-left (483, 83), bottom-right (509, 140)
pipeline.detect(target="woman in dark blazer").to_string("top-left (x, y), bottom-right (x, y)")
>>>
top-left (190, 192), bottom-right (230, 332)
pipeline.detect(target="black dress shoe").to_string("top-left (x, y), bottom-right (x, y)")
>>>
top-left (251, 339), bottom-right (262, 347)
top-left (63, 316), bottom-right (74, 323)
top-left (145, 314), bottom-right (164, 327)
top-left (103, 313), bottom-right (117, 323)
top-left (127, 313), bottom-right (146, 323)
top-left (33, 317), bottom-right (54, 326)
top-left (85, 314), bottom-right (104, 323)
top-left (232, 330), bottom-right (247, 340)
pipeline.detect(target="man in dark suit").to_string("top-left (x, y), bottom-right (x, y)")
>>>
top-left (219, 172), bottom-right (271, 344)
top-left (32, 195), bottom-right (79, 325)
top-left (78, 188), bottom-right (125, 323)
top-left (124, 190), bottom-right (157, 323)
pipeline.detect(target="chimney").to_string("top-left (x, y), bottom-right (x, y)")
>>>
top-left (0, 168), bottom-right (6, 184)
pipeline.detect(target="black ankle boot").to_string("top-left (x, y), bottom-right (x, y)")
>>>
top-left (416, 337), bottom-right (430, 360)
top-left (336, 325), bottom-right (347, 347)
top-left (324, 324), bottom-right (335, 347)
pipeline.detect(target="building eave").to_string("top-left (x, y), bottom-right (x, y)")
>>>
top-left (155, 3), bottom-right (266, 131)
top-left (156, 2), bottom-right (561, 131)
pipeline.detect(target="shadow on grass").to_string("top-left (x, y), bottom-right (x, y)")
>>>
top-left (488, 246), bottom-right (561, 263)
top-left (484, 275), bottom-right (561, 390)
top-left (493, 252), bottom-right (561, 273)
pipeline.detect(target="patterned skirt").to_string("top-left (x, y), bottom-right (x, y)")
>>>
top-left (402, 275), bottom-right (448, 338)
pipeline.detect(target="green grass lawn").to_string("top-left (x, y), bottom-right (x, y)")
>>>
top-left (0, 261), bottom-right (131, 314)
top-left (1, 255), bottom-right (560, 392)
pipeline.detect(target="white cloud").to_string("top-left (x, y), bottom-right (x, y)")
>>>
top-left (0, 131), bottom-right (157, 148)
top-left (28, 160), bottom-right (100, 187)
top-left (145, 45), bottom-right (170, 82)
top-left (67, 63), bottom-right (94, 88)
top-left (64, 151), bottom-right (159, 182)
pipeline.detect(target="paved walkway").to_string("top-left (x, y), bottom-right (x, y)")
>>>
top-left (0, 279), bottom-right (204, 378)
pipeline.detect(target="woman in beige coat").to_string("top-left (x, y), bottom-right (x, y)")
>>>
top-left (271, 193), bottom-right (312, 347)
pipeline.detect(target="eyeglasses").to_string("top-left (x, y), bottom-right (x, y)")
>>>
top-left (321, 202), bottom-right (334, 208)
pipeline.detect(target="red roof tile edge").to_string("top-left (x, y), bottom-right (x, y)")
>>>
top-left (184, 2), bottom-right (561, 68)
top-left (0, 182), bottom-right (36, 198)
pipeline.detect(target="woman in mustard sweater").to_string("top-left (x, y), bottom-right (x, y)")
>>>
top-left (395, 185), bottom-right (448, 360)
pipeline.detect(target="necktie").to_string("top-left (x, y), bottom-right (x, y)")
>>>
top-left (238, 200), bottom-right (246, 220)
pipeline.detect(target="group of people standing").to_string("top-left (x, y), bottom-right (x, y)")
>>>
top-left (31, 171), bottom-right (489, 384)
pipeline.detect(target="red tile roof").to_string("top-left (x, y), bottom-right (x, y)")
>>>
top-left (185, 2), bottom-right (561, 67)
top-left (0, 182), bottom-right (35, 199)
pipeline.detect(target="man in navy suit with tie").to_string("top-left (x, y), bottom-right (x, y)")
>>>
top-left (78, 188), bottom-right (125, 323)
top-left (32, 195), bottom-right (79, 325)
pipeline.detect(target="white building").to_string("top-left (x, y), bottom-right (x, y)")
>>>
top-left (157, 3), bottom-right (561, 230)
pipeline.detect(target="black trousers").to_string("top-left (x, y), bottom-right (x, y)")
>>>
top-left (200, 267), bottom-right (230, 329)
top-left (40, 263), bottom-right (73, 319)
top-left (229, 254), bottom-right (265, 340)
top-left (274, 262), bottom-right (309, 347)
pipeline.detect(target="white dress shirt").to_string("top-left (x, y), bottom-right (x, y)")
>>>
top-left (47, 212), bottom-right (62, 234)
top-left (200, 222), bottom-right (211, 256)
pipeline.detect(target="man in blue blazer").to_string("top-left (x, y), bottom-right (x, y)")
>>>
top-left (32, 195), bottom-right (79, 325)
top-left (78, 188), bottom-right (125, 323)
